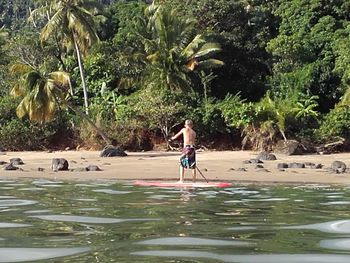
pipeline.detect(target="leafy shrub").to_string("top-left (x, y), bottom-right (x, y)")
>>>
top-left (0, 96), bottom-right (77, 150)
top-left (317, 106), bottom-right (350, 142)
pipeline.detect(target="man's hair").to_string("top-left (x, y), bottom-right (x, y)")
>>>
top-left (185, 119), bottom-right (193, 127)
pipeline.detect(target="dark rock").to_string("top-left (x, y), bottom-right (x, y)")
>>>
top-left (331, 161), bottom-right (346, 173)
top-left (228, 168), bottom-right (235, 171)
top-left (52, 158), bottom-right (69, 171)
top-left (237, 168), bottom-right (247, 172)
top-left (100, 145), bottom-right (127, 157)
top-left (70, 167), bottom-right (88, 172)
top-left (309, 163), bottom-right (324, 169)
top-left (87, 165), bottom-right (102, 171)
top-left (277, 163), bottom-right (289, 169)
top-left (315, 163), bottom-right (323, 169)
top-left (244, 159), bottom-right (263, 164)
top-left (10, 158), bottom-right (24, 165)
top-left (37, 167), bottom-right (45, 172)
top-left (274, 140), bottom-right (304, 155)
top-left (0, 161), bottom-right (7, 165)
top-left (257, 151), bottom-right (277, 161)
top-left (278, 169), bottom-right (286, 172)
top-left (305, 162), bottom-right (315, 167)
top-left (288, 162), bottom-right (305, 168)
top-left (3, 163), bottom-right (19, 170)
top-left (255, 164), bottom-right (264, 169)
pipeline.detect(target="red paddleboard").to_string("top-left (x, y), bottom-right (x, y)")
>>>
top-left (133, 180), bottom-right (232, 188)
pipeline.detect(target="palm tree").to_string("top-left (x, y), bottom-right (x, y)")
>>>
top-left (136, 2), bottom-right (224, 92)
top-left (32, 0), bottom-right (100, 115)
top-left (10, 63), bottom-right (110, 144)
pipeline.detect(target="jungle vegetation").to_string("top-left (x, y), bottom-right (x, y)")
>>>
top-left (1, 0), bottom-right (350, 151)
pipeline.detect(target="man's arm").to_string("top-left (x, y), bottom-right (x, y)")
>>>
top-left (171, 128), bottom-right (184, 141)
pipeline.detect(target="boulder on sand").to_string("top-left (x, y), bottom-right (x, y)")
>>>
top-left (100, 145), bottom-right (127, 157)
top-left (52, 158), bottom-right (69, 171)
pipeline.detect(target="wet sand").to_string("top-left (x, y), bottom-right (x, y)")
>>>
top-left (1, 150), bottom-right (350, 184)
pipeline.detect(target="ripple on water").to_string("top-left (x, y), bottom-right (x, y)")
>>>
top-left (131, 250), bottom-right (350, 263)
top-left (0, 200), bottom-right (38, 207)
top-left (280, 220), bottom-right (350, 233)
top-left (93, 189), bottom-right (131, 194)
top-left (24, 210), bottom-right (52, 214)
top-left (320, 238), bottom-right (350, 250)
top-left (30, 215), bottom-right (159, 224)
top-left (135, 237), bottom-right (253, 246)
top-left (32, 180), bottom-right (63, 185)
top-left (0, 222), bottom-right (31, 228)
top-left (18, 188), bottom-right (45, 191)
top-left (321, 201), bottom-right (350, 205)
top-left (0, 247), bottom-right (90, 262)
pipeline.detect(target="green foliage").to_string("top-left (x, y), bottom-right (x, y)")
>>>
top-left (133, 88), bottom-right (185, 141)
top-left (219, 94), bottom-right (256, 129)
top-left (0, 95), bottom-right (75, 150)
top-left (267, 0), bottom-right (347, 112)
top-left (317, 106), bottom-right (350, 142)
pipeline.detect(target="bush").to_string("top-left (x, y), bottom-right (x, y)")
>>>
top-left (317, 106), bottom-right (350, 142)
top-left (0, 96), bottom-right (77, 150)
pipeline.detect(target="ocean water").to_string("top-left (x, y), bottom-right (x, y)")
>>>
top-left (0, 179), bottom-right (350, 262)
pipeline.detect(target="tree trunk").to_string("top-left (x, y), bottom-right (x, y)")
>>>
top-left (74, 39), bottom-right (89, 115)
top-left (66, 102), bottom-right (111, 145)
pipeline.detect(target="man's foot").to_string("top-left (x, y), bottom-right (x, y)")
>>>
top-left (176, 180), bottom-right (184, 184)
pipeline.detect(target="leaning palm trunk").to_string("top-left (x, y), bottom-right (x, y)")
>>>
top-left (66, 102), bottom-right (111, 145)
top-left (74, 39), bottom-right (89, 115)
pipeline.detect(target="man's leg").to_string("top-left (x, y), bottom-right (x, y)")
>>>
top-left (179, 165), bottom-right (184, 183)
top-left (192, 168), bottom-right (196, 182)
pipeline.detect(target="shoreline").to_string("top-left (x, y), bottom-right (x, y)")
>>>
top-left (0, 150), bottom-right (350, 185)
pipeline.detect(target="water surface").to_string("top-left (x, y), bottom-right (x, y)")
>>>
top-left (0, 180), bottom-right (350, 262)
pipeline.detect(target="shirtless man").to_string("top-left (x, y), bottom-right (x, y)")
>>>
top-left (170, 120), bottom-right (197, 182)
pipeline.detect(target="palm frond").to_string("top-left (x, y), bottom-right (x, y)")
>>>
top-left (195, 59), bottom-right (225, 70)
top-left (40, 8), bottom-right (65, 42)
top-left (194, 42), bottom-right (222, 59)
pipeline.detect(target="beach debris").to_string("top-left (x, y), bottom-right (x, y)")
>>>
top-left (37, 167), bottom-right (45, 172)
top-left (52, 158), bottom-right (69, 171)
top-left (256, 168), bottom-right (270, 172)
top-left (288, 162), bottom-right (305, 168)
top-left (100, 145), bottom-right (127, 157)
top-left (277, 163), bottom-right (288, 169)
top-left (331, 161), bottom-right (346, 173)
top-left (10, 158), bottom-right (24, 165)
top-left (87, 165), bottom-right (102, 171)
top-left (255, 164), bottom-right (264, 169)
top-left (257, 151), bottom-right (277, 161)
top-left (237, 168), bottom-right (247, 172)
top-left (316, 139), bottom-right (345, 154)
top-left (0, 161), bottom-right (7, 165)
top-left (3, 163), bottom-right (20, 170)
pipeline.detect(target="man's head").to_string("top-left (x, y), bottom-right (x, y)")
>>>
top-left (185, 119), bottom-right (193, 128)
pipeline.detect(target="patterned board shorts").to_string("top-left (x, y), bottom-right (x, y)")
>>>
top-left (180, 145), bottom-right (196, 169)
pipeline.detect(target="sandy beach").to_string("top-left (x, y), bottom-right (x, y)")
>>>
top-left (1, 150), bottom-right (350, 185)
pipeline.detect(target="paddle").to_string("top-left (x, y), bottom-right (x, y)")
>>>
top-left (196, 166), bottom-right (209, 183)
